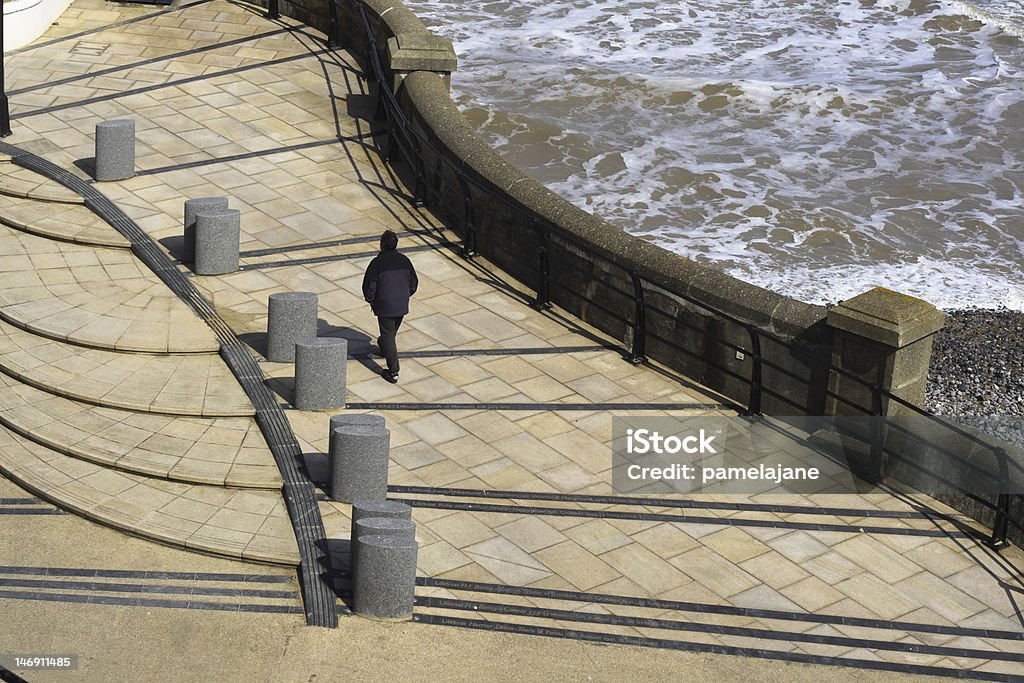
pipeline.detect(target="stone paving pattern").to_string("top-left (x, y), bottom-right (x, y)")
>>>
top-left (0, 373), bottom-right (280, 487)
top-left (0, 158), bottom-right (84, 203)
top-left (0, 426), bottom-right (298, 564)
top-left (0, 192), bottom-right (131, 248)
top-left (0, 318), bottom-right (251, 416)
top-left (0, 216), bottom-right (217, 352)
top-left (3, 0), bottom-right (1024, 676)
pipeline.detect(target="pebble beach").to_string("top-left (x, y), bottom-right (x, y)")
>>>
top-left (926, 308), bottom-right (1024, 447)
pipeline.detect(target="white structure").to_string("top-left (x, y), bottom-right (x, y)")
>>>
top-left (4, 0), bottom-right (76, 51)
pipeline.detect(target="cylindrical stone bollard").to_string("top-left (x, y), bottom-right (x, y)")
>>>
top-left (349, 500), bottom-right (411, 540)
top-left (267, 292), bottom-right (318, 362)
top-left (183, 197), bottom-right (229, 264)
top-left (194, 209), bottom-right (241, 275)
top-left (95, 119), bottom-right (135, 182)
top-left (347, 500), bottom-right (411, 579)
top-left (353, 534), bottom-right (418, 620)
top-left (329, 424), bottom-right (389, 502)
top-left (351, 517), bottom-right (416, 581)
top-left (295, 338), bottom-right (348, 410)
top-left (329, 413), bottom-right (385, 459)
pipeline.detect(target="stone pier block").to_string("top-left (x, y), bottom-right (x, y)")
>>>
top-left (295, 338), bottom-right (348, 410)
top-left (826, 287), bottom-right (945, 416)
top-left (267, 292), bottom-right (318, 362)
top-left (329, 424), bottom-right (389, 502)
top-left (95, 119), bottom-right (135, 182)
top-left (183, 197), bottom-right (229, 264)
top-left (353, 534), bottom-right (418, 620)
top-left (194, 209), bottom-right (241, 275)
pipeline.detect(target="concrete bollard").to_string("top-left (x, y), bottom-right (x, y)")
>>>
top-left (329, 424), bottom-right (389, 502)
top-left (183, 197), bottom-right (229, 264)
top-left (267, 292), bottom-right (318, 362)
top-left (353, 534), bottom-right (418, 620)
top-left (350, 500), bottom-right (410, 543)
top-left (344, 500), bottom-right (411, 580)
top-left (349, 500), bottom-right (411, 542)
top-left (194, 209), bottom-right (241, 275)
top-left (351, 517), bottom-right (416, 582)
top-left (295, 338), bottom-right (348, 410)
top-left (95, 119), bottom-right (135, 182)
top-left (329, 413), bottom-right (385, 459)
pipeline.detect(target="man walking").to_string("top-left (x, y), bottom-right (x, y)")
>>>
top-left (362, 230), bottom-right (418, 383)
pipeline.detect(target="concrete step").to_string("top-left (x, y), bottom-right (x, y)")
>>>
top-left (0, 159), bottom-right (84, 204)
top-left (0, 373), bottom-right (281, 488)
top-left (0, 319), bottom-right (254, 418)
top-left (0, 194), bottom-right (131, 248)
top-left (0, 424), bottom-right (299, 566)
top-left (0, 224), bottom-right (217, 353)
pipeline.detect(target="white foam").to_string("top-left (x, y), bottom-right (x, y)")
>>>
top-left (948, 0), bottom-right (1024, 37)
top-left (729, 257), bottom-right (1024, 311)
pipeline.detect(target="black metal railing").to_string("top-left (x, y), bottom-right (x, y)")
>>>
top-left (336, 0), bottom-right (1021, 548)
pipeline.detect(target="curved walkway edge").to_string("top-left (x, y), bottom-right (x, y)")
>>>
top-left (0, 142), bottom-right (338, 628)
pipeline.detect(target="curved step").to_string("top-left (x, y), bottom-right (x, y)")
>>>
top-left (0, 425), bottom-right (299, 565)
top-left (0, 159), bottom-right (84, 204)
top-left (0, 319), bottom-right (255, 417)
top-left (0, 225), bottom-right (218, 353)
top-left (0, 195), bottom-right (131, 248)
top-left (0, 373), bottom-right (281, 488)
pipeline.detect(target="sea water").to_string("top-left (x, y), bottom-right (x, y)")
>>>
top-left (403, 0), bottom-right (1024, 310)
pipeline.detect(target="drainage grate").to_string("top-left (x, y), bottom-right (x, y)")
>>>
top-left (69, 41), bottom-right (109, 57)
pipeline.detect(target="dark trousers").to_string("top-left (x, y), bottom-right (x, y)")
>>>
top-left (377, 315), bottom-right (403, 373)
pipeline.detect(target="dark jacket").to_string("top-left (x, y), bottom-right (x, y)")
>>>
top-left (362, 250), bottom-right (418, 317)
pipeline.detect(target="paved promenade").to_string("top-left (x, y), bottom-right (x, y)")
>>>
top-left (1, 0), bottom-right (1023, 680)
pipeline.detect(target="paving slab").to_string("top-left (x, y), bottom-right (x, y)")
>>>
top-left (0, 372), bottom-right (279, 487)
top-left (0, 318), bottom-right (252, 416)
top-left (0, 224), bottom-right (217, 352)
top-left (0, 158), bottom-right (85, 203)
top-left (0, 194), bottom-right (131, 248)
top-left (0, 425), bottom-right (298, 564)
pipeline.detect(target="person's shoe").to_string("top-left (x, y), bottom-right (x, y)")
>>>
top-left (381, 369), bottom-right (399, 384)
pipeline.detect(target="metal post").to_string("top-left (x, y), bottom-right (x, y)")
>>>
top-left (628, 271), bottom-right (647, 364)
top-left (745, 325), bottom-right (762, 416)
top-left (989, 447), bottom-right (1010, 550)
top-left (456, 170), bottom-right (476, 258)
top-left (1, 5), bottom-right (13, 138)
top-left (867, 384), bottom-right (884, 484)
top-left (267, 0), bottom-right (280, 20)
top-left (327, 0), bottom-right (340, 49)
top-left (530, 219), bottom-right (551, 310)
top-left (409, 124), bottom-right (426, 207)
